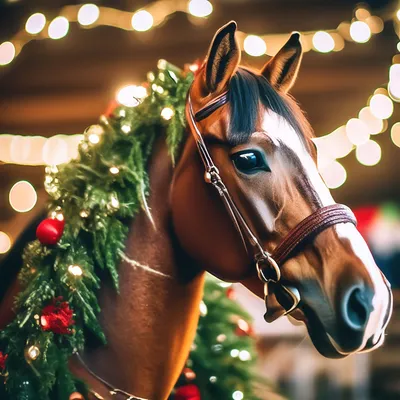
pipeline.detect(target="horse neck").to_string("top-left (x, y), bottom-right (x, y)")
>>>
top-left (75, 134), bottom-right (205, 400)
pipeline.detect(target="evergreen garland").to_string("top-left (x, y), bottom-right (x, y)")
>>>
top-left (0, 61), bottom-right (261, 399)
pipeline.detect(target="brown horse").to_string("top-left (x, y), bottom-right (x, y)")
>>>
top-left (0, 21), bottom-right (393, 400)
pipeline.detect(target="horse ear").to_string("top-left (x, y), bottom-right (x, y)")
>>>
top-left (261, 32), bottom-right (303, 93)
top-left (203, 21), bottom-right (240, 95)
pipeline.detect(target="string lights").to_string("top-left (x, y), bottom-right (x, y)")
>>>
top-left (1, 3), bottom-right (400, 253)
top-left (0, 2), bottom-right (389, 68)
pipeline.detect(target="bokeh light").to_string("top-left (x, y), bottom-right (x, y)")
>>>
top-left (243, 35), bottom-right (267, 56)
top-left (346, 118), bottom-right (370, 145)
top-left (9, 181), bottom-right (37, 212)
top-left (188, 0), bottom-right (213, 18)
top-left (48, 16), bottom-right (69, 40)
top-left (131, 10), bottom-right (153, 32)
top-left (161, 107), bottom-right (174, 120)
top-left (312, 31), bottom-right (335, 53)
top-left (0, 41), bottom-right (16, 66)
top-left (42, 136), bottom-right (69, 165)
top-left (25, 13), bottom-right (46, 35)
top-left (391, 122), bottom-right (400, 147)
top-left (358, 107), bottom-right (384, 134)
top-left (349, 21), bottom-right (371, 43)
top-left (78, 4), bottom-right (100, 26)
top-left (116, 85), bottom-right (146, 107)
top-left (0, 232), bottom-right (12, 254)
top-left (369, 93), bottom-right (394, 119)
top-left (320, 161), bottom-right (347, 189)
top-left (355, 140), bottom-right (381, 166)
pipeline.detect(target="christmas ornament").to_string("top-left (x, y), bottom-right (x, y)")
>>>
top-left (25, 345), bottom-right (40, 361)
top-left (36, 218), bottom-right (65, 245)
top-left (226, 286), bottom-right (236, 300)
top-left (174, 384), bottom-right (201, 400)
top-left (0, 351), bottom-right (7, 371)
top-left (69, 392), bottom-right (85, 400)
top-left (40, 297), bottom-right (74, 334)
top-left (235, 318), bottom-right (253, 337)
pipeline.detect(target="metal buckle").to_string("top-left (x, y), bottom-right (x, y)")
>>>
top-left (256, 254), bottom-right (281, 283)
top-left (281, 285), bottom-right (301, 315)
top-left (204, 166), bottom-right (220, 183)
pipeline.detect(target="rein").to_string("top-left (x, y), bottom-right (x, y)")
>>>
top-left (187, 89), bottom-right (357, 316)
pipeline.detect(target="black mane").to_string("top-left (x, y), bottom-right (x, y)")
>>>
top-left (228, 68), bottom-right (311, 145)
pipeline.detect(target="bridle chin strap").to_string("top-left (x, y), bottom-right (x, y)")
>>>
top-left (187, 90), bottom-right (357, 317)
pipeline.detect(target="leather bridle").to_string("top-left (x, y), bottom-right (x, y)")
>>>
top-left (187, 88), bottom-right (357, 316)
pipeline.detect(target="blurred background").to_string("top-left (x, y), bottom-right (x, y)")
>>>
top-left (0, 0), bottom-right (400, 399)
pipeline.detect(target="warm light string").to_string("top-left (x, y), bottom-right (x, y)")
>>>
top-left (1, 4), bottom-right (400, 254)
top-left (0, 2), bottom-right (390, 68)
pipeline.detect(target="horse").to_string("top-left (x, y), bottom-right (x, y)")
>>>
top-left (0, 21), bottom-right (393, 400)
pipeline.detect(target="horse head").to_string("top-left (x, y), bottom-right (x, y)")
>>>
top-left (171, 21), bottom-right (392, 358)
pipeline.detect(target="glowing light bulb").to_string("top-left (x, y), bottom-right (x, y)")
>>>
top-left (232, 391), bottom-right (244, 400)
top-left (25, 13), bottom-right (46, 34)
top-left (358, 107), bottom-right (384, 134)
top-left (161, 107), bottom-right (174, 120)
top-left (68, 264), bottom-right (83, 276)
top-left (199, 301), bottom-right (208, 316)
top-left (239, 350), bottom-right (251, 361)
top-left (391, 122), bottom-right (400, 148)
top-left (346, 118), bottom-right (370, 145)
top-left (397, 9), bottom-right (400, 21)
top-left (78, 4), bottom-right (100, 26)
top-left (349, 21), bottom-right (371, 43)
top-left (356, 140), bottom-right (381, 166)
top-left (131, 10), bottom-right (153, 32)
top-left (9, 181), bottom-right (37, 212)
top-left (88, 133), bottom-right (100, 144)
top-left (0, 232), bottom-right (11, 254)
top-left (320, 161), bottom-right (347, 189)
top-left (48, 16), bottom-right (69, 40)
top-left (188, 0), bottom-right (213, 17)
top-left (110, 166), bottom-right (119, 175)
top-left (230, 349), bottom-right (239, 358)
top-left (110, 195), bottom-right (119, 209)
top-left (0, 41), bottom-right (16, 66)
top-left (26, 345), bottom-right (40, 361)
top-left (116, 85), bottom-right (141, 107)
top-left (369, 93), bottom-right (393, 119)
top-left (243, 35), bottom-right (267, 57)
top-left (121, 125), bottom-right (131, 134)
top-left (312, 31), bottom-right (335, 53)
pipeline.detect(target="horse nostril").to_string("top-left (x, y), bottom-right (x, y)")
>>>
top-left (342, 286), bottom-right (372, 331)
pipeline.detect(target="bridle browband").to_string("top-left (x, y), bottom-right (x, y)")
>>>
top-left (187, 88), bottom-right (357, 316)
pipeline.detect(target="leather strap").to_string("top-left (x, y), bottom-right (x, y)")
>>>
top-left (194, 92), bottom-right (228, 121)
top-left (187, 86), bottom-right (357, 316)
top-left (271, 204), bottom-right (357, 266)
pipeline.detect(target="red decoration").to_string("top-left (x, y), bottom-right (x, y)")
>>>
top-left (0, 352), bottom-right (8, 372)
top-left (36, 218), bottom-right (65, 246)
top-left (40, 297), bottom-right (74, 335)
top-left (226, 286), bottom-right (236, 300)
top-left (353, 206), bottom-right (379, 239)
top-left (235, 318), bottom-right (254, 337)
top-left (174, 384), bottom-right (201, 400)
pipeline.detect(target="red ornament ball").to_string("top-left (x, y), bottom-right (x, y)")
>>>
top-left (0, 351), bottom-right (8, 372)
top-left (40, 297), bottom-right (74, 335)
top-left (36, 218), bottom-right (65, 245)
top-left (69, 392), bottom-right (84, 400)
top-left (174, 384), bottom-right (201, 400)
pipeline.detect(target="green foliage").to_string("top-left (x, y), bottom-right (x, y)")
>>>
top-left (0, 60), bottom-right (262, 400)
top-left (181, 277), bottom-right (263, 400)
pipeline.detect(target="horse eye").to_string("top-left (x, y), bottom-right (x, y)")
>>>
top-left (231, 150), bottom-right (270, 175)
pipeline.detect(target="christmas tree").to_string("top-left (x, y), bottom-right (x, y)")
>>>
top-left (0, 60), bottom-right (262, 399)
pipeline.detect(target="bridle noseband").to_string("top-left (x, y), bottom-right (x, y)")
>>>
top-left (187, 88), bottom-right (357, 316)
